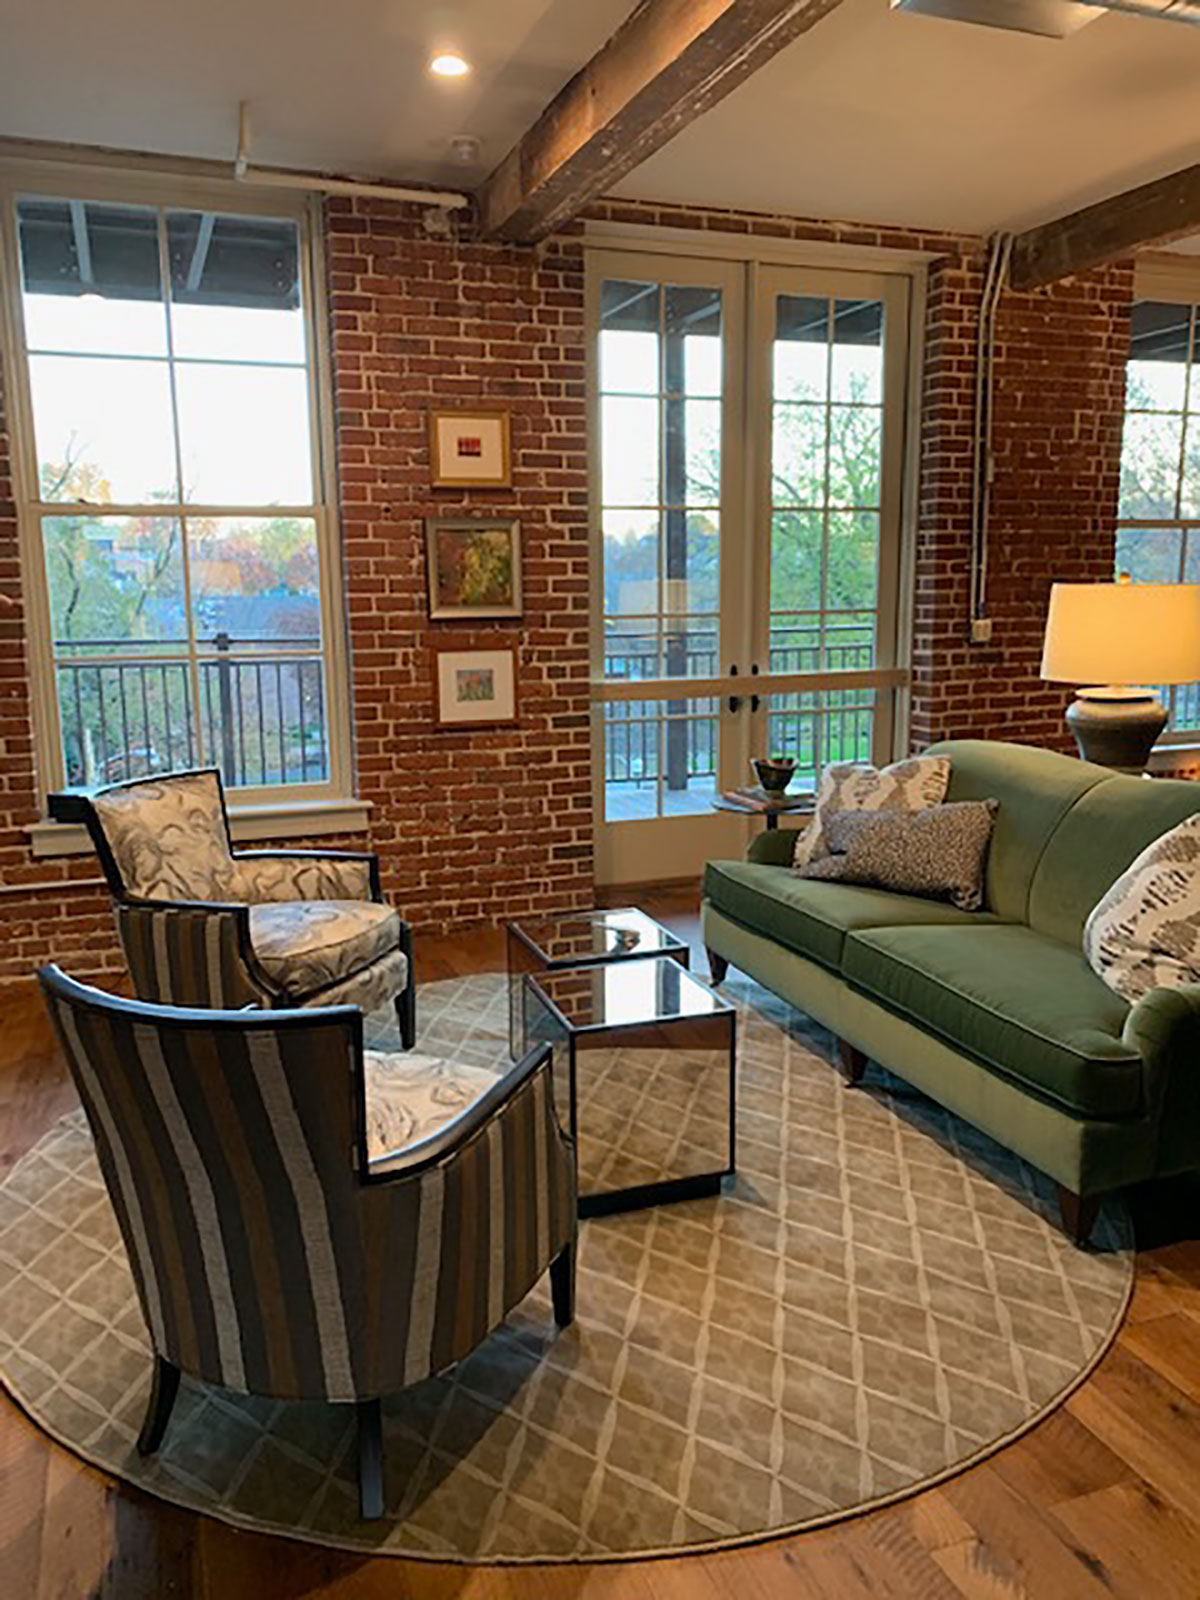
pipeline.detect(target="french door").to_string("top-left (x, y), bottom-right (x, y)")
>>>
top-left (589, 248), bottom-right (913, 885)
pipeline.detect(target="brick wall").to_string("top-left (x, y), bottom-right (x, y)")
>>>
top-left (910, 252), bottom-right (1134, 748)
top-left (0, 185), bottom-right (1135, 982)
top-left (324, 199), bottom-right (593, 931)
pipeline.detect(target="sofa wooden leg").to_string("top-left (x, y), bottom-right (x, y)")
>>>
top-left (357, 1398), bottom-right (384, 1520)
top-left (836, 1038), bottom-right (868, 1087)
top-left (1057, 1185), bottom-right (1100, 1248)
top-left (396, 985), bottom-right (416, 1051)
top-left (550, 1241), bottom-right (576, 1329)
top-left (707, 949), bottom-right (729, 984)
top-left (136, 1355), bottom-right (180, 1456)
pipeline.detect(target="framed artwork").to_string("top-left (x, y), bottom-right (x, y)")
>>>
top-left (425, 517), bottom-right (522, 619)
top-left (429, 408), bottom-right (511, 488)
top-left (434, 648), bottom-right (519, 729)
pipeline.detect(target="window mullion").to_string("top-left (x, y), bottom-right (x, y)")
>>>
top-left (155, 205), bottom-right (205, 769)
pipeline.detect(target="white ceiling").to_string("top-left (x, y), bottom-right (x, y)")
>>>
top-left (615, 0), bottom-right (1200, 238)
top-left (0, 0), bottom-right (1198, 245)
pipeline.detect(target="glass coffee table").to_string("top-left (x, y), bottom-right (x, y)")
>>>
top-left (505, 907), bottom-right (689, 1058)
top-left (519, 955), bottom-right (737, 1218)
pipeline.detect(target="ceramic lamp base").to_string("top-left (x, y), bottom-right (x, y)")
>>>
top-left (1064, 691), bottom-right (1167, 775)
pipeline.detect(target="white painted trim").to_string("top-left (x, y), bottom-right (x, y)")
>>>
top-left (27, 796), bottom-right (372, 858)
top-left (583, 219), bottom-right (950, 274)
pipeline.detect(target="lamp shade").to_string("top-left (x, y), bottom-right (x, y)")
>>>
top-left (1040, 583), bottom-right (1200, 687)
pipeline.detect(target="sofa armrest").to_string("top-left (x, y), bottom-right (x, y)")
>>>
top-left (114, 899), bottom-right (280, 1007)
top-left (747, 829), bottom-right (800, 867)
top-left (1123, 983), bottom-right (1200, 1072)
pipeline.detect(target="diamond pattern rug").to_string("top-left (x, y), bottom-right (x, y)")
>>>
top-left (0, 973), bottom-right (1133, 1562)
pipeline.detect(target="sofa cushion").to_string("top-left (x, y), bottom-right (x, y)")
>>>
top-left (929, 740), bottom-right (1110, 924)
top-left (842, 924), bottom-right (1141, 1118)
top-left (249, 900), bottom-right (400, 997)
top-left (703, 860), bottom-right (999, 973)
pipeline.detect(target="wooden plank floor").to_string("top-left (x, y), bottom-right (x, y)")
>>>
top-left (2, 887), bottom-right (1199, 1599)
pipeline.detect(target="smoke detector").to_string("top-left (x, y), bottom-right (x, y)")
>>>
top-left (449, 134), bottom-right (482, 165)
top-left (890, 0), bottom-right (1103, 36)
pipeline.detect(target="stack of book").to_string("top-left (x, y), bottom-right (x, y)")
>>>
top-left (717, 785), bottom-right (814, 813)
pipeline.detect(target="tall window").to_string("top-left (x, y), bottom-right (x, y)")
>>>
top-left (1118, 298), bottom-right (1200, 735)
top-left (8, 189), bottom-right (344, 795)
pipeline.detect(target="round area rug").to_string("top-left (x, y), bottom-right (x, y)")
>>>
top-left (0, 972), bottom-right (1133, 1563)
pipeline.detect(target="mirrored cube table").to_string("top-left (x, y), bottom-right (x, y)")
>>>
top-left (520, 956), bottom-right (737, 1218)
top-left (505, 907), bottom-right (689, 1058)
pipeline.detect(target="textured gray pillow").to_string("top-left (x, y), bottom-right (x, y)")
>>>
top-left (797, 800), bottom-right (999, 911)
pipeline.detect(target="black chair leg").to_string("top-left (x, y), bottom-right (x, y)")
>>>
top-left (550, 1241), bottom-right (576, 1329)
top-left (357, 1398), bottom-right (384, 1520)
top-left (137, 1355), bottom-right (180, 1456)
top-left (395, 984), bottom-right (416, 1051)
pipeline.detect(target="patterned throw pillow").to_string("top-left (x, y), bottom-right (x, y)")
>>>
top-left (797, 800), bottom-right (998, 911)
top-left (1084, 813), bottom-right (1200, 1003)
top-left (792, 755), bottom-right (952, 870)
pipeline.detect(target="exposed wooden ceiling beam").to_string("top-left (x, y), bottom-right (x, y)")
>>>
top-left (478, 0), bottom-right (846, 244)
top-left (1008, 163), bottom-right (1200, 292)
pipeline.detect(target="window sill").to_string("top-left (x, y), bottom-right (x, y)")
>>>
top-left (27, 796), bottom-right (373, 859)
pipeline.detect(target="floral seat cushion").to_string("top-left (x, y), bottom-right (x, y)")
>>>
top-left (249, 900), bottom-right (401, 998)
top-left (363, 1051), bottom-right (499, 1164)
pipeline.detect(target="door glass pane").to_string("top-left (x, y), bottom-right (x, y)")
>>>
top-left (770, 294), bottom-right (885, 671)
top-left (601, 395), bottom-right (659, 504)
top-left (763, 689), bottom-right (875, 795)
top-left (831, 299), bottom-right (883, 403)
top-left (598, 273), bottom-right (725, 708)
top-left (603, 508), bottom-right (659, 619)
top-left (18, 199), bottom-right (167, 357)
top-left (603, 697), bottom-right (719, 821)
top-left (29, 353), bottom-right (178, 503)
top-left (599, 280), bottom-right (659, 393)
top-left (175, 364), bottom-right (313, 504)
top-left (167, 212), bottom-right (306, 364)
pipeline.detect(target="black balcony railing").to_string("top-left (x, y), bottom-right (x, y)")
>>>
top-left (602, 621), bottom-right (876, 791)
top-left (55, 633), bottom-right (327, 788)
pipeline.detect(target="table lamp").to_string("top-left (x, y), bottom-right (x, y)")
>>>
top-left (1040, 578), bottom-right (1200, 773)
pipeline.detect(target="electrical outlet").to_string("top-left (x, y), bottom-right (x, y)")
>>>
top-left (970, 617), bottom-right (994, 644)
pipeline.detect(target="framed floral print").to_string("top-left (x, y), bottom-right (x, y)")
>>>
top-left (425, 517), bottom-right (522, 619)
top-left (433, 648), bottom-right (519, 729)
top-left (429, 408), bottom-right (511, 488)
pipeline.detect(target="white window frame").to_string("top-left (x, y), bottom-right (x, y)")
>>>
top-left (1124, 257), bottom-right (1200, 748)
top-left (0, 156), bottom-right (363, 850)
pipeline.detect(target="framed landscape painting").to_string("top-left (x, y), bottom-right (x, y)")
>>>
top-left (425, 517), bottom-right (523, 619)
top-left (434, 648), bottom-right (519, 729)
top-left (429, 408), bottom-right (511, 488)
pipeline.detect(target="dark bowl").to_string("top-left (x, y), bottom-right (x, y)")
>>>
top-left (752, 758), bottom-right (796, 794)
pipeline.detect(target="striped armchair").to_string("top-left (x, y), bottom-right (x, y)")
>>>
top-left (39, 967), bottom-right (578, 1519)
top-left (56, 768), bottom-right (415, 1047)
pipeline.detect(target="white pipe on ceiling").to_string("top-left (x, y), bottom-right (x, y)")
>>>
top-left (233, 102), bottom-right (470, 210)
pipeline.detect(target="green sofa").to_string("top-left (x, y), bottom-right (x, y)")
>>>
top-left (701, 739), bottom-right (1200, 1244)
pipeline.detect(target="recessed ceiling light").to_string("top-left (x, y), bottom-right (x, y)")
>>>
top-left (429, 51), bottom-right (470, 78)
